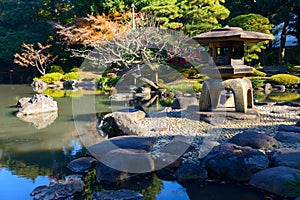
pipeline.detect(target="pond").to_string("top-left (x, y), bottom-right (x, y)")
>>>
top-left (0, 85), bottom-right (276, 200)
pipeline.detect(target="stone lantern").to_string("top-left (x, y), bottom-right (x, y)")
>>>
top-left (193, 26), bottom-right (273, 113)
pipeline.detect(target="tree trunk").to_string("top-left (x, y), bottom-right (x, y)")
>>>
top-left (279, 21), bottom-right (289, 66)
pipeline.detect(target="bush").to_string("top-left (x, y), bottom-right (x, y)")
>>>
top-left (192, 83), bottom-right (202, 93)
top-left (269, 74), bottom-right (300, 87)
top-left (160, 98), bottom-right (174, 107)
top-left (41, 73), bottom-right (64, 84)
top-left (49, 65), bottom-right (64, 74)
top-left (63, 72), bottom-right (80, 81)
top-left (250, 78), bottom-right (264, 89)
top-left (252, 68), bottom-right (266, 77)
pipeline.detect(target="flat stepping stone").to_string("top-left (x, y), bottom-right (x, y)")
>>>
top-left (275, 131), bottom-right (300, 143)
top-left (269, 149), bottom-right (300, 169)
top-left (67, 157), bottom-right (97, 173)
top-left (88, 136), bottom-right (157, 158)
top-left (228, 131), bottom-right (278, 149)
top-left (278, 124), bottom-right (300, 133)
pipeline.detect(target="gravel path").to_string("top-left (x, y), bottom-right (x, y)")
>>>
top-left (140, 103), bottom-right (300, 151)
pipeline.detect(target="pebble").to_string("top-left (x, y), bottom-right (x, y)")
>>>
top-left (141, 104), bottom-right (300, 163)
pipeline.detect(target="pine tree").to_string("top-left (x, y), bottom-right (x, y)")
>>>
top-left (178, 0), bottom-right (230, 36)
top-left (142, 0), bottom-right (183, 29)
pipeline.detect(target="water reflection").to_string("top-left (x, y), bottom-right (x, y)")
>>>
top-left (254, 90), bottom-right (300, 102)
top-left (0, 85), bottom-right (280, 200)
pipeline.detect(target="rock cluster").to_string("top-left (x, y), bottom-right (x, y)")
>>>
top-left (31, 102), bottom-right (300, 199)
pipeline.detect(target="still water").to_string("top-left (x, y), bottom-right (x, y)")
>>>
top-left (0, 85), bottom-right (274, 200)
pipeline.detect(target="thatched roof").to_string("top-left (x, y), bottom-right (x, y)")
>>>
top-left (193, 26), bottom-right (274, 44)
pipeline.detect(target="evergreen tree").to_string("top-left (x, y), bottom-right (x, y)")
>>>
top-left (228, 13), bottom-right (273, 63)
top-left (179, 0), bottom-right (230, 36)
top-left (142, 0), bottom-right (183, 29)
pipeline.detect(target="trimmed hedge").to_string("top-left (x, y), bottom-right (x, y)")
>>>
top-left (269, 74), bottom-right (300, 86)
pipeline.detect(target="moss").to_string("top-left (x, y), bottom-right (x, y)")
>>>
top-left (269, 74), bottom-right (300, 87)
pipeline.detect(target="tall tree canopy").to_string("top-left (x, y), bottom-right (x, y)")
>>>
top-left (228, 13), bottom-right (273, 63)
top-left (143, 0), bottom-right (230, 36)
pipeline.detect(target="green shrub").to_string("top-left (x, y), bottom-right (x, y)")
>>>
top-left (41, 73), bottom-right (64, 84)
top-left (63, 72), bottom-right (80, 81)
top-left (106, 76), bottom-right (122, 86)
top-left (269, 74), bottom-right (300, 87)
top-left (192, 82), bottom-right (202, 93)
top-left (49, 65), bottom-right (64, 74)
top-left (250, 78), bottom-right (264, 89)
top-left (179, 68), bottom-right (198, 78)
top-left (252, 68), bottom-right (266, 77)
top-left (160, 98), bottom-right (174, 107)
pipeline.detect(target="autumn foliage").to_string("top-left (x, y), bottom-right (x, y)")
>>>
top-left (14, 43), bottom-right (57, 76)
top-left (54, 13), bottom-right (132, 46)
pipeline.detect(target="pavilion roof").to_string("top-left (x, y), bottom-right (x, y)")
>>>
top-left (193, 26), bottom-right (274, 44)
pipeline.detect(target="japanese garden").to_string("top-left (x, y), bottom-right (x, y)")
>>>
top-left (1, 0), bottom-right (300, 200)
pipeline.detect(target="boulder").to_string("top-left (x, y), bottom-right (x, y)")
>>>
top-left (16, 94), bottom-right (58, 116)
top-left (30, 175), bottom-right (85, 200)
top-left (250, 166), bottom-right (300, 198)
top-left (228, 131), bottom-right (278, 149)
top-left (92, 189), bottom-right (143, 200)
top-left (95, 149), bottom-right (154, 183)
top-left (269, 149), bottom-right (300, 169)
top-left (174, 163), bottom-right (208, 182)
top-left (16, 97), bottom-right (31, 107)
top-left (67, 157), bottom-right (98, 173)
top-left (99, 110), bottom-right (147, 137)
top-left (31, 80), bottom-right (47, 93)
top-left (275, 131), bottom-right (300, 143)
top-left (202, 142), bottom-right (269, 182)
top-left (88, 136), bottom-right (157, 158)
top-left (278, 124), bottom-right (300, 133)
top-left (171, 97), bottom-right (198, 109)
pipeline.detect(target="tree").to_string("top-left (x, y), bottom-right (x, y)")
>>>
top-left (178, 0), bottom-right (230, 36)
top-left (54, 13), bottom-right (131, 46)
top-left (0, 0), bottom-right (50, 65)
top-left (142, 0), bottom-right (183, 29)
top-left (143, 0), bottom-right (230, 36)
top-left (228, 13), bottom-right (273, 63)
top-left (14, 43), bottom-right (57, 76)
